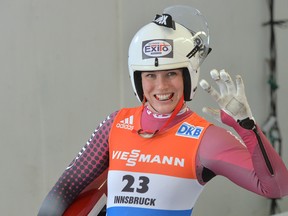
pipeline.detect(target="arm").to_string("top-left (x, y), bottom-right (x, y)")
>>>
top-left (198, 122), bottom-right (288, 198)
top-left (198, 69), bottom-right (288, 198)
top-left (37, 111), bottom-right (118, 216)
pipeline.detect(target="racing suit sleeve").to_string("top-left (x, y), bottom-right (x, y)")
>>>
top-left (197, 111), bottom-right (288, 198)
top-left (37, 111), bottom-right (118, 216)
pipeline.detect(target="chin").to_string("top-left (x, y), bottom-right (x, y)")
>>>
top-left (155, 106), bottom-right (175, 115)
top-left (148, 100), bottom-right (177, 114)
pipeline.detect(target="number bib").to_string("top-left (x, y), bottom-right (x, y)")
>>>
top-left (107, 107), bottom-right (211, 216)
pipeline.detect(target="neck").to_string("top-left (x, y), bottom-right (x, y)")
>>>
top-left (145, 103), bottom-right (188, 119)
top-left (141, 105), bottom-right (192, 132)
top-left (140, 95), bottom-right (188, 132)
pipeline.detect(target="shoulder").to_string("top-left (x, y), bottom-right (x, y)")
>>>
top-left (199, 124), bottom-right (246, 157)
top-left (117, 106), bottom-right (142, 113)
top-left (113, 106), bottom-right (143, 118)
top-left (187, 112), bottom-right (213, 127)
top-left (202, 124), bottom-right (239, 142)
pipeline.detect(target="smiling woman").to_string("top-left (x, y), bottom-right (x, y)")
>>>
top-left (141, 69), bottom-right (184, 114)
top-left (38, 5), bottom-right (288, 216)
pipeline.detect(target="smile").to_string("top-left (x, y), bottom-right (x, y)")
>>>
top-left (154, 93), bottom-right (174, 101)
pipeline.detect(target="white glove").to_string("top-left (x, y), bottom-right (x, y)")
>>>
top-left (199, 69), bottom-right (253, 123)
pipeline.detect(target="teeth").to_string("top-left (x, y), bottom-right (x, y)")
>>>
top-left (155, 93), bottom-right (173, 101)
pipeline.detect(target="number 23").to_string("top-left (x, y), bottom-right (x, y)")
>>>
top-left (122, 175), bottom-right (150, 193)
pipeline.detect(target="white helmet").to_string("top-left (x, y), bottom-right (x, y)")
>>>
top-left (128, 5), bottom-right (210, 102)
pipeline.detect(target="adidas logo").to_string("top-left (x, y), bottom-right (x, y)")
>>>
top-left (116, 115), bottom-right (134, 130)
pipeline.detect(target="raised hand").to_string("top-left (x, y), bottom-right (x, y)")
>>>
top-left (199, 69), bottom-right (253, 124)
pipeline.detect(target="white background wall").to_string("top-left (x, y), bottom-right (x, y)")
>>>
top-left (0, 0), bottom-right (287, 215)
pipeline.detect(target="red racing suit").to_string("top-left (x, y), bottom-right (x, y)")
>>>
top-left (107, 107), bottom-right (211, 215)
top-left (37, 105), bottom-right (288, 216)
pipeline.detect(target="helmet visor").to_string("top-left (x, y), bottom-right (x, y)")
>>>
top-left (163, 5), bottom-right (210, 68)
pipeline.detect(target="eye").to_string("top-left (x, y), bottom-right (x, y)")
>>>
top-left (167, 71), bottom-right (177, 77)
top-left (144, 73), bottom-right (156, 79)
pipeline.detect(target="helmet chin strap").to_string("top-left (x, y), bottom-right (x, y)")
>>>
top-left (133, 95), bottom-right (185, 138)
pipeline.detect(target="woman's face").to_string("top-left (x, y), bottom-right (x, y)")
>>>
top-left (141, 69), bottom-right (184, 114)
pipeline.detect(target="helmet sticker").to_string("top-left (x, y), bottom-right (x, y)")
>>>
top-left (153, 14), bottom-right (175, 29)
top-left (142, 39), bottom-right (173, 59)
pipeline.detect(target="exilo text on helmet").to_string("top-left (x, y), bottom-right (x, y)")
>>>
top-left (142, 39), bottom-right (173, 59)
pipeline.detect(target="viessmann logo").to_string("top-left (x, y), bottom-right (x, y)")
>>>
top-left (142, 39), bottom-right (173, 59)
top-left (112, 149), bottom-right (185, 167)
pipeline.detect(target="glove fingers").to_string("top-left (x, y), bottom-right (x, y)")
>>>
top-left (219, 69), bottom-right (236, 94)
top-left (210, 69), bottom-right (227, 96)
top-left (235, 75), bottom-right (245, 96)
top-left (199, 79), bottom-right (221, 102)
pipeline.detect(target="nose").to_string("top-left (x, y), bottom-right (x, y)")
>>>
top-left (156, 74), bottom-right (168, 90)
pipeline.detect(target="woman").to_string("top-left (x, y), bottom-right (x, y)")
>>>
top-left (38, 6), bottom-right (288, 216)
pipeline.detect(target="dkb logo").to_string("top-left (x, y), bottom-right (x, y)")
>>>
top-left (176, 122), bottom-right (203, 139)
